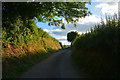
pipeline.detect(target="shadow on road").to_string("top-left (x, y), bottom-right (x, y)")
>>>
top-left (20, 49), bottom-right (89, 78)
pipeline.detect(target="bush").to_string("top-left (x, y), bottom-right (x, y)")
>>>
top-left (2, 16), bottom-right (62, 78)
top-left (72, 15), bottom-right (120, 78)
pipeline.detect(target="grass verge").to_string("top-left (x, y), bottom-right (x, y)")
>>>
top-left (2, 49), bottom-right (60, 79)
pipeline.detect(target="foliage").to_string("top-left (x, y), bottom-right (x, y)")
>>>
top-left (72, 15), bottom-right (120, 78)
top-left (2, 2), bottom-right (91, 79)
top-left (2, 49), bottom-right (58, 79)
top-left (67, 31), bottom-right (79, 43)
top-left (62, 45), bottom-right (70, 49)
top-left (2, 14), bottom-right (61, 79)
top-left (59, 42), bottom-right (63, 49)
top-left (2, 31), bottom-right (61, 79)
top-left (2, 2), bottom-right (91, 29)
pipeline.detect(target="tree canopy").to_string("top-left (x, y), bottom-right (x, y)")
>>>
top-left (2, 2), bottom-right (91, 29)
top-left (67, 31), bottom-right (79, 43)
top-left (2, 2), bottom-right (91, 46)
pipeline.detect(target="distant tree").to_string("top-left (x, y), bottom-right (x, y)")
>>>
top-left (67, 31), bottom-right (79, 46)
top-left (59, 42), bottom-right (63, 49)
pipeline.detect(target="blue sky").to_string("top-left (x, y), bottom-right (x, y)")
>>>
top-left (36, 0), bottom-right (119, 45)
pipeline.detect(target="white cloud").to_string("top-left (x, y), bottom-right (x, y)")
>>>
top-left (62, 18), bottom-right (67, 24)
top-left (94, 0), bottom-right (120, 2)
top-left (43, 29), bottom-right (49, 33)
top-left (77, 15), bottom-right (101, 24)
top-left (43, 14), bottom-right (104, 45)
top-left (43, 29), bottom-right (63, 35)
top-left (65, 14), bottom-right (104, 32)
top-left (78, 31), bottom-right (87, 34)
top-left (56, 36), bottom-right (67, 40)
top-left (59, 40), bottom-right (71, 45)
top-left (52, 29), bottom-right (62, 32)
top-left (44, 29), bottom-right (62, 32)
top-left (39, 1), bottom-right (120, 45)
top-left (62, 15), bottom-right (101, 25)
top-left (95, 2), bottom-right (118, 16)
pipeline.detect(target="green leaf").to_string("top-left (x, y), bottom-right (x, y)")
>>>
top-left (74, 24), bottom-right (77, 27)
top-left (48, 23), bottom-right (51, 26)
top-left (61, 24), bottom-right (65, 29)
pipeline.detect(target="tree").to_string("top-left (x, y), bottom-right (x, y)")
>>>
top-left (2, 2), bottom-right (91, 46)
top-left (2, 2), bottom-right (91, 29)
top-left (59, 42), bottom-right (63, 49)
top-left (67, 31), bottom-right (79, 46)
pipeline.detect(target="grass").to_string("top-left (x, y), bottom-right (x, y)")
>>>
top-left (2, 49), bottom-right (59, 79)
top-left (2, 11), bottom-right (62, 79)
top-left (2, 36), bottom-right (61, 79)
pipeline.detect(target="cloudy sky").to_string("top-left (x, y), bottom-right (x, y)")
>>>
top-left (36, 0), bottom-right (120, 45)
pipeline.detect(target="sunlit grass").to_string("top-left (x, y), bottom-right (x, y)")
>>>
top-left (2, 36), bottom-right (61, 79)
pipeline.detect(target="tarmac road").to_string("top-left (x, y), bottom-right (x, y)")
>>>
top-left (20, 49), bottom-right (88, 78)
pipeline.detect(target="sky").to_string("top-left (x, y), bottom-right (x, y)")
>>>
top-left (36, 0), bottom-right (120, 45)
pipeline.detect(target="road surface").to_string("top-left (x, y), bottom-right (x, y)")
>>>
top-left (20, 49), bottom-right (88, 78)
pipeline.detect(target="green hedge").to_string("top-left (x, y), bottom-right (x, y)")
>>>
top-left (72, 15), bottom-right (120, 78)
